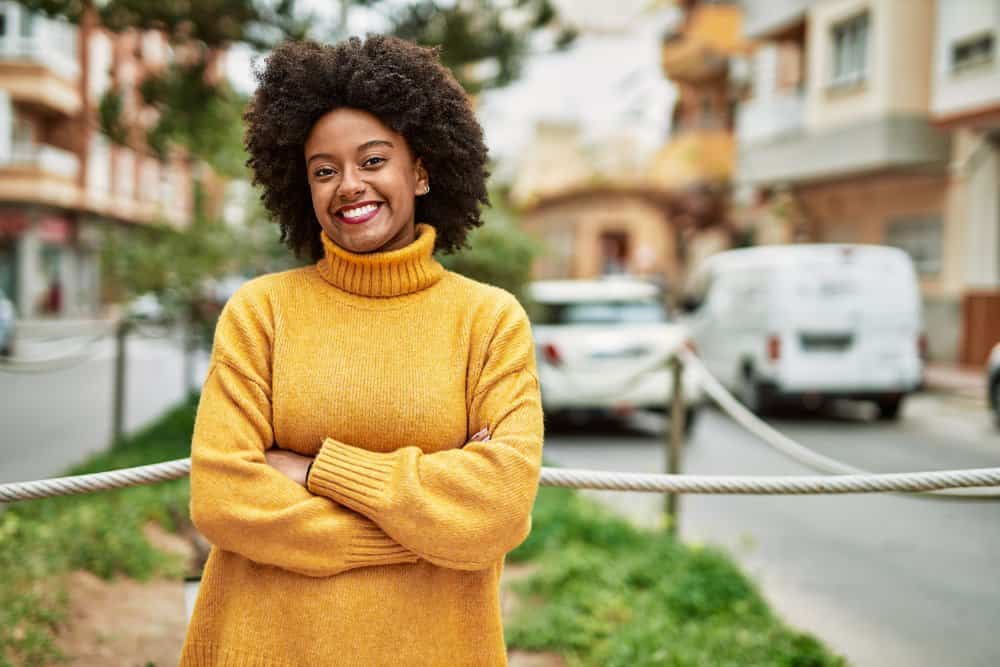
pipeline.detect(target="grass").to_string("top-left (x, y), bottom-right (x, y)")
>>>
top-left (0, 398), bottom-right (197, 667)
top-left (505, 485), bottom-right (847, 667)
top-left (2, 398), bottom-right (845, 666)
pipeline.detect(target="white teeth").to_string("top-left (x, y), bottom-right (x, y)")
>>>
top-left (341, 204), bottom-right (378, 219)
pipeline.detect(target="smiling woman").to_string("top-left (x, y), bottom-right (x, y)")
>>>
top-left (182, 36), bottom-right (544, 667)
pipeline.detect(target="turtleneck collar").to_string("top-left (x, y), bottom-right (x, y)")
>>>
top-left (315, 223), bottom-right (445, 298)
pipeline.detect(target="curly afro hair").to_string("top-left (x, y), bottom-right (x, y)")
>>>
top-left (244, 36), bottom-right (491, 260)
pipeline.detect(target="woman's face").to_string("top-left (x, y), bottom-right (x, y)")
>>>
top-left (304, 108), bottom-right (428, 254)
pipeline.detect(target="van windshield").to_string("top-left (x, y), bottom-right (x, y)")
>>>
top-left (537, 300), bottom-right (670, 325)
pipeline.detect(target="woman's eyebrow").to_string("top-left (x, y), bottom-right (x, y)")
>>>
top-left (358, 139), bottom-right (394, 152)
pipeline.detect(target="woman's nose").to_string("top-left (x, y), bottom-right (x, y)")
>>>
top-left (338, 169), bottom-right (365, 199)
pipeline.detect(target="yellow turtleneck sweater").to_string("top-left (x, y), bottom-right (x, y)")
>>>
top-left (181, 224), bottom-right (544, 666)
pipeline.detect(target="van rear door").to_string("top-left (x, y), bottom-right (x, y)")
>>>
top-left (774, 247), bottom-right (922, 392)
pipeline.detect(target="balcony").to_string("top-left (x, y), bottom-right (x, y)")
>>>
top-left (0, 142), bottom-right (81, 207)
top-left (742, 0), bottom-right (813, 40)
top-left (661, 3), bottom-right (746, 83)
top-left (737, 91), bottom-right (805, 146)
top-left (0, 4), bottom-right (81, 115)
top-left (649, 130), bottom-right (735, 189)
top-left (737, 114), bottom-right (950, 186)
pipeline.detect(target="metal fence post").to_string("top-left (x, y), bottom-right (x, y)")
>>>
top-left (112, 319), bottom-right (130, 447)
top-left (666, 355), bottom-right (685, 535)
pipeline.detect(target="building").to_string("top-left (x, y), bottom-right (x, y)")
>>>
top-left (0, 1), bottom-right (197, 320)
top-left (735, 0), bottom-right (962, 360)
top-left (509, 120), bottom-right (684, 288)
top-left (930, 0), bottom-right (1000, 365)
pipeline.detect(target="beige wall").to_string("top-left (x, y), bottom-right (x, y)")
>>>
top-left (521, 194), bottom-right (680, 286)
top-left (797, 171), bottom-right (950, 293)
top-left (806, 0), bottom-right (934, 131)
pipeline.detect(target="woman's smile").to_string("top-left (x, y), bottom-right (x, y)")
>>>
top-left (336, 201), bottom-right (383, 225)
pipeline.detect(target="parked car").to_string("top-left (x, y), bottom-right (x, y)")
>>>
top-left (683, 244), bottom-right (924, 419)
top-left (0, 288), bottom-right (14, 356)
top-left (988, 342), bottom-right (1000, 428)
top-left (529, 278), bottom-right (703, 430)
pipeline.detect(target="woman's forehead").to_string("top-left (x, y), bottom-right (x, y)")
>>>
top-left (305, 108), bottom-right (406, 154)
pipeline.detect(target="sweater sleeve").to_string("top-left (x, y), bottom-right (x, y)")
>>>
top-left (306, 296), bottom-right (544, 571)
top-left (189, 288), bottom-right (418, 578)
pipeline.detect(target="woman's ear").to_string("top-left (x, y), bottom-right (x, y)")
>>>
top-left (415, 159), bottom-right (429, 196)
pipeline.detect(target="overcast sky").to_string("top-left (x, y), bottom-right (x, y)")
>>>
top-left (225, 1), bottom-right (679, 175)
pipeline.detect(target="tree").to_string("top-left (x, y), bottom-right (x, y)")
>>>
top-left (31, 0), bottom-right (555, 345)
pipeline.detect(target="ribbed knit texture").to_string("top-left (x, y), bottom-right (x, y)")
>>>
top-left (181, 224), bottom-right (544, 666)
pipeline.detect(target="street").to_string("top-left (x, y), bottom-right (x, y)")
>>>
top-left (0, 330), bottom-right (207, 486)
top-left (543, 395), bottom-right (1000, 667)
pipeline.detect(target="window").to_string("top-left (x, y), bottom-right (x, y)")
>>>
top-left (536, 300), bottom-right (669, 326)
top-left (885, 216), bottom-right (942, 275)
top-left (830, 12), bottom-right (869, 87)
top-left (951, 33), bottom-right (995, 73)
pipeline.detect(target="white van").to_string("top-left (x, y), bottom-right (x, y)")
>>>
top-left (683, 245), bottom-right (924, 419)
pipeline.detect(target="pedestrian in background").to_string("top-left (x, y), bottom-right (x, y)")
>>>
top-left (181, 36), bottom-right (544, 666)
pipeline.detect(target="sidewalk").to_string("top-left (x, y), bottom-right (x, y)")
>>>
top-left (923, 362), bottom-right (988, 404)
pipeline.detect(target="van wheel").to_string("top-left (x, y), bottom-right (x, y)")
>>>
top-left (876, 396), bottom-right (903, 421)
top-left (739, 370), bottom-right (772, 416)
top-left (990, 379), bottom-right (1000, 429)
top-left (684, 407), bottom-right (700, 437)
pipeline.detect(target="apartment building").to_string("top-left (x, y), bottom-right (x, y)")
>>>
top-left (736, 0), bottom-right (963, 359)
top-left (0, 1), bottom-right (195, 319)
top-left (930, 0), bottom-right (1000, 365)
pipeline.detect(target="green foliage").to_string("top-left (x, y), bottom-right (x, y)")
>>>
top-left (437, 205), bottom-right (542, 305)
top-left (139, 63), bottom-right (248, 176)
top-left (0, 399), bottom-right (198, 667)
top-left (97, 89), bottom-right (128, 145)
top-left (387, 0), bottom-right (576, 94)
top-left (505, 487), bottom-right (847, 667)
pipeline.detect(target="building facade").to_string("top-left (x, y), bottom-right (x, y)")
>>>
top-left (733, 0), bottom-right (988, 361)
top-left (930, 0), bottom-right (1000, 365)
top-left (0, 1), bottom-right (196, 319)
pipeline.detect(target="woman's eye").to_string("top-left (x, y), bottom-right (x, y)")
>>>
top-left (314, 167), bottom-right (336, 178)
top-left (362, 157), bottom-right (385, 168)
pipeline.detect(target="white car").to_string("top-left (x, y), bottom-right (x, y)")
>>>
top-left (529, 278), bottom-right (703, 430)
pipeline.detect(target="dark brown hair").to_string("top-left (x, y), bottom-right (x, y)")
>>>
top-left (244, 36), bottom-right (491, 259)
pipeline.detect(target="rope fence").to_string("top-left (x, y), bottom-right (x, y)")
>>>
top-left (3, 458), bottom-right (999, 504)
top-left (2, 348), bottom-right (999, 504)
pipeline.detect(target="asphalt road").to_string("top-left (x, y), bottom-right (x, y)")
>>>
top-left (0, 331), bottom-right (208, 486)
top-left (542, 395), bottom-right (1000, 667)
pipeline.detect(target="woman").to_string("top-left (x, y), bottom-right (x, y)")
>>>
top-left (181, 36), bottom-right (544, 666)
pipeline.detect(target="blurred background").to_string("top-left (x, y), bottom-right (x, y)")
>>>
top-left (1, 1), bottom-right (1000, 666)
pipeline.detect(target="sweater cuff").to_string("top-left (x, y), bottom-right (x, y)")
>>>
top-left (344, 522), bottom-right (418, 567)
top-left (308, 438), bottom-right (397, 518)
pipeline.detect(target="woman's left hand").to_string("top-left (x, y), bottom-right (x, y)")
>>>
top-left (265, 448), bottom-right (313, 487)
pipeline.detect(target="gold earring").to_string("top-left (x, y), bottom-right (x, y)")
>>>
top-left (421, 185), bottom-right (430, 195)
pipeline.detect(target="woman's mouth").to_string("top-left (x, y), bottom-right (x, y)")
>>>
top-left (336, 202), bottom-right (383, 225)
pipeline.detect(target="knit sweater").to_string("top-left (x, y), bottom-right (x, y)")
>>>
top-left (180, 224), bottom-right (544, 667)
